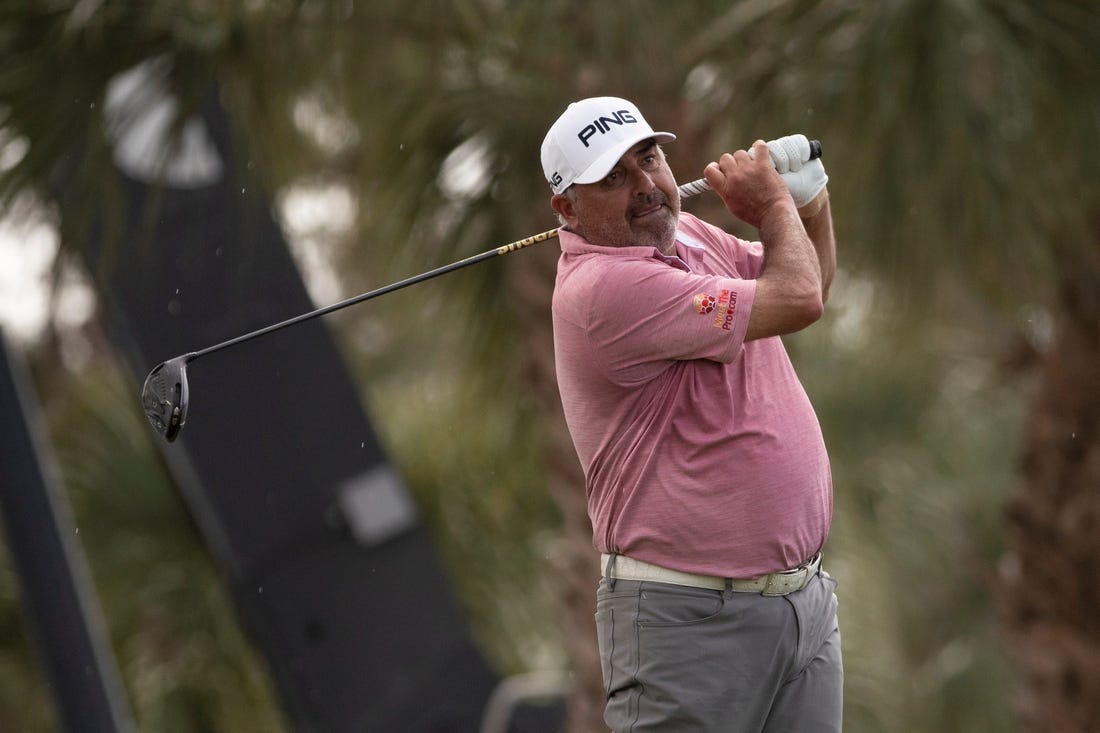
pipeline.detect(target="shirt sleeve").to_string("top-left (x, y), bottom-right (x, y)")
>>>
top-left (684, 213), bottom-right (765, 278)
top-left (581, 256), bottom-right (756, 388)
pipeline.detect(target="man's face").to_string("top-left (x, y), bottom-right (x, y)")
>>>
top-left (553, 139), bottom-right (680, 254)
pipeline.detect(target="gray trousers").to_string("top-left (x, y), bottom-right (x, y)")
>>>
top-left (595, 568), bottom-right (842, 732)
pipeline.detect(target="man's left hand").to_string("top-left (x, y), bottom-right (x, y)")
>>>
top-left (752, 134), bottom-right (829, 208)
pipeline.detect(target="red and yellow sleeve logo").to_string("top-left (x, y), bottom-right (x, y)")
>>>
top-left (693, 290), bottom-right (738, 330)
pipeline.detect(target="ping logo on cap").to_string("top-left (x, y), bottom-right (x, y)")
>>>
top-left (541, 96), bottom-right (675, 194)
top-left (576, 109), bottom-right (639, 148)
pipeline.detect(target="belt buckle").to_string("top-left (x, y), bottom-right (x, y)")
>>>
top-left (761, 559), bottom-right (814, 597)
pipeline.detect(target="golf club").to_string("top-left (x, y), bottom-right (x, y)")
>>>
top-left (142, 139), bottom-right (822, 442)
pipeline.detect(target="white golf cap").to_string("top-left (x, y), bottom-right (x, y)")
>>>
top-left (541, 96), bottom-right (675, 194)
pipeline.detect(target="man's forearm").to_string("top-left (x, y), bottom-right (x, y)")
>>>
top-left (799, 191), bottom-right (836, 302)
top-left (744, 198), bottom-right (825, 340)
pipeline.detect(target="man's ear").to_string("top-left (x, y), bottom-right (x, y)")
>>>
top-left (551, 193), bottom-right (577, 226)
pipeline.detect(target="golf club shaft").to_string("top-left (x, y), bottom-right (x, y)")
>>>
top-left (187, 139), bottom-right (822, 362)
top-left (191, 226), bottom-right (561, 360)
top-left (188, 178), bottom-right (709, 362)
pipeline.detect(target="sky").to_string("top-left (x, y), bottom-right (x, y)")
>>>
top-left (0, 212), bottom-right (96, 346)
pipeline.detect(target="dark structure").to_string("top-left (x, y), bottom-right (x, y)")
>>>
top-left (78, 86), bottom-right (498, 731)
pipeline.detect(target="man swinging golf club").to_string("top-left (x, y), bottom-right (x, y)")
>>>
top-left (545, 96), bottom-right (842, 732)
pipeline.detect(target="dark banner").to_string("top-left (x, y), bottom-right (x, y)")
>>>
top-left (79, 75), bottom-right (496, 731)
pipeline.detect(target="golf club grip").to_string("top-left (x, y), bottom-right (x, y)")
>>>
top-left (677, 138), bottom-right (822, 200)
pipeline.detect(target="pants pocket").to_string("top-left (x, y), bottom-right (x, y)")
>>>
top-left (634, 583), bottom-right (725, 627)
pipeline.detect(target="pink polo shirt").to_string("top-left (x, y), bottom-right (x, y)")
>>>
top-left (552, 212), bottom-right (832, 578)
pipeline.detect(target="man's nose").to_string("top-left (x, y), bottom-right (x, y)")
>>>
top-left (628, 166), bottom-right (657, 194)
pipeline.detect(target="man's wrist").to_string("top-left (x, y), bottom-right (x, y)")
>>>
top-left (758, 196), bottom-right (801, 231)
top-left (798, 189), bottom-right (829, 219)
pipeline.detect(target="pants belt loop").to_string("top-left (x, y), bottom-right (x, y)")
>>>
top-left (604, 553), bottom-right (618, 591)
top-left (723, 577), bottom-right (733, 600)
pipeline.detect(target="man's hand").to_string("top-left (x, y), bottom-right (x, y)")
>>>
top-left (706, 138), bottom-right (835, 341)
top-left (703, 140), bottom-right (793, 228)
top-left (753, 134), bottom-right (829, 209)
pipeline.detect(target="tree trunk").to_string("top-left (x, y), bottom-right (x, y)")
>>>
top-left (1001, 229), bottom-right (1100, 732)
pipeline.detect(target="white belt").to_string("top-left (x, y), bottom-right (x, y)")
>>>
top-left (601, 553), bottom-right (822, 597)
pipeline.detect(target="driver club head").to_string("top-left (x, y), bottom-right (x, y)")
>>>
top-left (141, 355), bottom-right (191, 442)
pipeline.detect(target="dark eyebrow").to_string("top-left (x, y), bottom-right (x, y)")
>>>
top-left (600, 140), bottom-right (660, 186)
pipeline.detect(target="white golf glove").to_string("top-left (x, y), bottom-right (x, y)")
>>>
top-left (750, 134), bottom-right (828, 208)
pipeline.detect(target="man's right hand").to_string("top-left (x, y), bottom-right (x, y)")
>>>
top-left (703, 140), bottom-right (795, 228)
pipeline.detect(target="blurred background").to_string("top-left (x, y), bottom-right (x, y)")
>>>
top-left (0, 1), bottom-right (1097, 731)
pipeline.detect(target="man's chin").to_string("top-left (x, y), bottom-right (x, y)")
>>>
top-left (632, 212), bottom-right (678, 250)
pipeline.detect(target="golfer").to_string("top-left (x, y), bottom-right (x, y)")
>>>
top-left (544, 97), bottom-right (842, 732)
